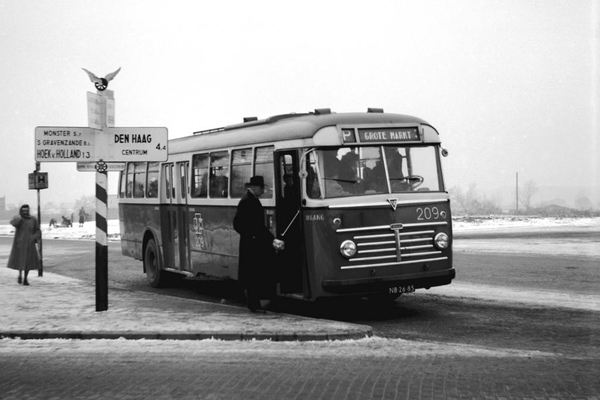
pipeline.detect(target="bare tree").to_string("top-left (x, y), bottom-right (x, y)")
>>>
top-left (450, 183), bottom-right (486, 215)
top-left (574, 190), bottom-right (592, 211)
top-left (519, 180), bottom-right (538, 211)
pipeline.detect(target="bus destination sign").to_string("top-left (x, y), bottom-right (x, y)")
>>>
top-left (357, 127), bottom-right (420, 143)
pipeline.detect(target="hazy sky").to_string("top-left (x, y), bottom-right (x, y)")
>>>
top-left (1, 0), bottom-right (598, 210)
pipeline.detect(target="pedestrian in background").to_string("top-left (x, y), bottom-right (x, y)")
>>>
top-left (233, 176), bottom-right (284, 313)
top-left (7, 204), bottom-right (41, 285)
top-left (78, 206), bottom-right (85, 227)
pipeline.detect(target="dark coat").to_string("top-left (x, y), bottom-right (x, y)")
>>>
top-left (233, 189), bottom-right (275, 286)
top-left (7, 215), bottom-right (41, 272)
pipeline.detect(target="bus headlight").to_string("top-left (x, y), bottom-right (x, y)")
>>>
top-left (434, 232), bottom-right (450, 249)
top-left (339, 240), bottom-right (357, 258)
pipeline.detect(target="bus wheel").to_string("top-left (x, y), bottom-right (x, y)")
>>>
top-left (144, 238), bottom-right (164, 288)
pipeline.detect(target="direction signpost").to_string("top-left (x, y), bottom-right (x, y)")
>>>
top-left (35, 72), bottom-right (168, 311)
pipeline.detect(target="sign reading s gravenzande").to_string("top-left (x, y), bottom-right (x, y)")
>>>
top-left (35, 126), bottom-right (168, 162)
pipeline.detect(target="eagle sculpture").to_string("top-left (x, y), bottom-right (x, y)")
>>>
top-left (82, 67), bottom-right (121, 91)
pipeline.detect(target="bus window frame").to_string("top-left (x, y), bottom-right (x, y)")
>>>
top-left (209, 151), bottom-right (230, 199)
top-left (254, 145), bottom-right (275, 199)
top-left (230, 148), bottom-right (252, 198)
top-left (301, 144), bottom-right (444, 200)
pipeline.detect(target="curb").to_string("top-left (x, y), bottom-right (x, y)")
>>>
top-left (0, 328), bottom-right (373, 342)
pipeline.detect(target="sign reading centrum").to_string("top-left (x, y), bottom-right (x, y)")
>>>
top-left (35, 126), bottom-right (168, 162)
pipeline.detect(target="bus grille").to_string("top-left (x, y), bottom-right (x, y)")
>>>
top-left (336, 221), bottom-right (449, 270)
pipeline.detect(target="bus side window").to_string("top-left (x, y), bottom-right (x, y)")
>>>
top-left (192, 154), bottom-right (208, 198)
top-left (209, 151), bottom-right (229, 198)
top-left (163, 164), bottom-right (172, 200)
top-left (306, 151), bottom-right (321, 199)
top-left (231, 148), bottom-right (252, 198)
top-left (119, 169), bottom-right (126, 198)
top-left (280, 154), bottom-right (295, 199)
top-left (255, 146), bottom-right (274, 198)
top-left (133, 162), bottom-right (146, 198)
top-left (147, 162), bottom-right (159, 198)
top-left (126, 163), bottom-right (135, 198)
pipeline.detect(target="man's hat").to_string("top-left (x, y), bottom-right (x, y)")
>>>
top-left (246, 176), bottom-right (266, 187)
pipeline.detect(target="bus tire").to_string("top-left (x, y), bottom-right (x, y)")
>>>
top-left (144, 238), bottom-right (164, 288)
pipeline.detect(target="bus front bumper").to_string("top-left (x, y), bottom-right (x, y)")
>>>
top-left (321, 268), bottom-right (456, 295)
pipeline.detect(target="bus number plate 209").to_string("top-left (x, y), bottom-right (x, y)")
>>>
top-left (389, 285), bottom-right (415, 295)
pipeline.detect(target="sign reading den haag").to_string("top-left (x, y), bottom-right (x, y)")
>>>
top-left (35, 126), bottom-right (168, 162)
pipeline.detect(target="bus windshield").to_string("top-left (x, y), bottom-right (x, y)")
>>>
top-left (306, 145), bottom-right (442, 199)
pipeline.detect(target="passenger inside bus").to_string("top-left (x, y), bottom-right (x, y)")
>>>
top-left (324, 156), bottom-right (350, 197)
top-left (210, 169), bottom-right (228, 198)
top-left (338, 152), bottom-right (360, 193)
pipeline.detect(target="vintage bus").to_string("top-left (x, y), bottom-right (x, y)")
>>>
top-left (118, 109), bottom-right (455, 301)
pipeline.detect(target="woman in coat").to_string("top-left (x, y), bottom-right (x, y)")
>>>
top-left (7, 204), bottom-right (41, 285)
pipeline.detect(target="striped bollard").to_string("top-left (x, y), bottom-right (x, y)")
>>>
top-left (95, 161), bottom-right (109, 311)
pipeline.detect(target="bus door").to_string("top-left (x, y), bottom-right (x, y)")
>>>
top-left (161, 163), bottom-right (178, 269)
top-left (275, 151), bottom-right (304, 295)
top-left (162, 162), bottom-right (190, 272)
top-left (175, 161), bottom-right (190, 272)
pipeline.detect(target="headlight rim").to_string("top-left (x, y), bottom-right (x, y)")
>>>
top-left (434, 232), bottom-right (450, 249)
top-left (339, 240), bottom-right (357, 258)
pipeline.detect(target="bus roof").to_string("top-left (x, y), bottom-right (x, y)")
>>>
top-left (169, 110), bottom-right (438, 155)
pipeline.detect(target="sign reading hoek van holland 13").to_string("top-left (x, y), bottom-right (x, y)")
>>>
top-left (35, 126), bottom-right (168, 162)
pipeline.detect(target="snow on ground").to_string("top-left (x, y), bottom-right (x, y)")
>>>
top-left (0, 217), bottom-right (598, 242)
top-left (0, 220), bottom-right (121, 241)
top-left (452, 215), bottom-right (600, 231)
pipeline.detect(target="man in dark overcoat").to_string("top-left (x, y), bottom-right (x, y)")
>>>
top-left (7, 204), bottom-right (41, 285)
top-left (233, 176), bottom-right (283, 312)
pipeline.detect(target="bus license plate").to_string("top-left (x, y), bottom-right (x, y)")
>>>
top-left (388, 285), bottom-right (415, 295)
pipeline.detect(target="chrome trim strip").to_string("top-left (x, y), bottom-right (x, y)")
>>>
top-left (337, 221), bottom-right (447, 233)
top-left (350, 250), bottom-right (441, 262)
top-left (358, 237), bottom-right (431, 248)
top-left (329, 198), bottom-right (449, 209)
top-left (341, 256), bottom-right (449, 270)
top-left (354, 233), bottom-right (395, 240)
top-left (357, 240), bottom-right (396, 247)
top-left (400, 238), bottom-right (433, 244)
top-left (399, 230), bottom-right (435, 237)
top-left (350, 254), bottom-right (396, 262)
top-left (400, 245), bottom-right (434, 251)
top-left (400, 251), bottom-right (441, 258)
top-left (358, 247), bottom-right (397, 254)
top-left (339, 224), bottom-right (390, 232)
top-left (354, 230), bottom-right (435, 240)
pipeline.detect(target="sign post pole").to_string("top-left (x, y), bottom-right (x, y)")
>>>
top-left (95, 163), bottom-right (109, 311)
top-left (94, 90), bottom-right (111, 312)
top-left (35, 162), bottom-right (43, 277)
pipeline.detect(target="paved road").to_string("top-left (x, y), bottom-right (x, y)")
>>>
top-left (1, 339), bottom-right (598, 399)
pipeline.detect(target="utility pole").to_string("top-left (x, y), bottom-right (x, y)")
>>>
top-left (515, 172), bottom-right (519, 215)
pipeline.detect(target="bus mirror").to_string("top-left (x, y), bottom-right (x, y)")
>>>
top-left (441, 148), bottom-right (449, 157)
